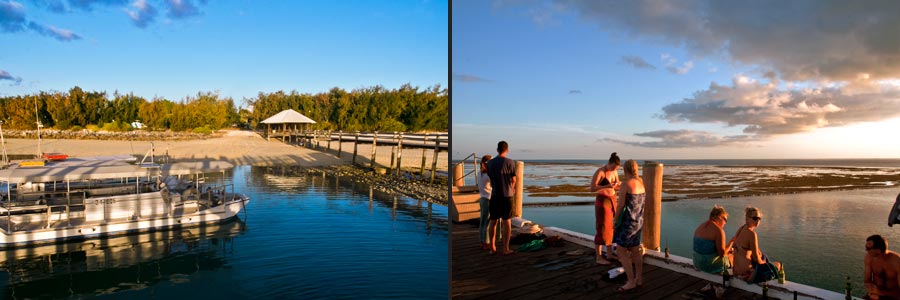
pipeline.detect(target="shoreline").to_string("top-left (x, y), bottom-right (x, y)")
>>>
top-left (2, 130), bottom-right (448, 170)
top-left (2, 130), bottom-right (449, 205)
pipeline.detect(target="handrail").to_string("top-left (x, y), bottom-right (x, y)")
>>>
top-left (453, 153), bottom-right (479, 187)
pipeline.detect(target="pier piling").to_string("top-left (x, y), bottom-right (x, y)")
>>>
top-left (371, 131), bottom-right (378, 170)
top-left (453, 163), bottom-right (465, 187)
top-left (513, 161), bottom-right (524, 218)
top-left (642, 161), bottom-right (664, 251)
top-left (420, 134), bottom-right (428, 175)
top-left (353, 132), bottom-right (359, 165)
top-left (396, 133), bottom-right (403, 177)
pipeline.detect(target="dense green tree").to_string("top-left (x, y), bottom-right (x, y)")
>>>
top-left (0, 84), bottom-right (447, 133)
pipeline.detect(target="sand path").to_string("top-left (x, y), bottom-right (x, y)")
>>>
top-left (1, 130), bottom-right (448, 171)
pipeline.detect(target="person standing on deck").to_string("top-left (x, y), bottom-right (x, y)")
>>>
top-left (591, 152), bottom-right (621, 265)
top-left (865, 234), bottom-right (900, 299)
top-left (478, 154), bottom-right (500, 251)
top-left (487, 141), bottom-right (516, 256)
top-left (612, 159), bottom-right (646, 292)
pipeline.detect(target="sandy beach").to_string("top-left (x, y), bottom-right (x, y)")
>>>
top-left (2, 130), bottom-right (448, 171)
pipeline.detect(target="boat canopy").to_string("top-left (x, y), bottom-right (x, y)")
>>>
top-left (0, 157), bottom-right (234, 183)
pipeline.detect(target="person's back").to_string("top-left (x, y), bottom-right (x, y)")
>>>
top-left (731, 225), bottom-right (758, 279)
top-left (487, 156), bottom-right (516, 199)
top-left (871, 251), bottom-right (900, 298)
top-left (693, 205), bottom-right (731, 274)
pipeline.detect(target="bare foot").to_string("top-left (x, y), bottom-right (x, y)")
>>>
top-left (501, 249), bottom-right (514, 255)
top-left (596, 257), bottom-right (612, 265)
top-left (617, 282), bottom-right (638, 292)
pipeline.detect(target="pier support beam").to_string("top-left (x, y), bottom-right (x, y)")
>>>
top-left (642, 162), bottom-right (664, 251)
top-left (513, 161), bottom-right (524, 218)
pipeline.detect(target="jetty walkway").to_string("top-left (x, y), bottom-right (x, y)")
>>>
top-left (453, 221), bottom-right (759, 300)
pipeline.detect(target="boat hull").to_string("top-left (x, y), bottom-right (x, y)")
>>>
top-left (0, 198), bottom-right (249, 249)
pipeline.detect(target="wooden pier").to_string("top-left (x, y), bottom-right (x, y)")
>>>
top-left (451, 221), bottom-right (760, 300)
top-left (265, 129), bottom-right (448, 182)
top-left (450, 159), bottom-right (848, 300)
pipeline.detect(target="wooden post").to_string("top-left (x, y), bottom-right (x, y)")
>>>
top-left (267, 124), bottom-right (270, 141)
top-left (327, 130), bottom-right (332, 151)
top-left (338, 131), bottom-right (343, 157)
top-left (396, 133), bottom-right (403, 177)
top-left (353, 132), bottom-right (359, 165)
top-left (371, 131), bottom-right (378, 169)
top-left (420, 134), bottom-right (428, 175)
top-left (642, 162), bottom-right (664, 251)
top-left (282, 123), bottom-right (286, 143)
top-left (390, 132), bottom-right (397, 172)
top-left (430, 138), bottom-right (439, 184)
top-left (453, 163), bottom-right (464, 187)
top-left (513, 161), bottom-right (524, 218)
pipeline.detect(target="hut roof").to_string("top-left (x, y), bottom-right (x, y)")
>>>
top-left (260, 109), bottom-right (317, 124)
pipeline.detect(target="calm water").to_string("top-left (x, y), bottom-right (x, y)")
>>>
top-left (451, 158), bottom-right (900, 295)
top-left (526, 187), bottom-right (900, 296)
top-left (0, 165), bottom-right (449, 299)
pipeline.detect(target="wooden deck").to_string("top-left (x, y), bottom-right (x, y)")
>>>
top-left (452, 221), bottom-right (760, 300)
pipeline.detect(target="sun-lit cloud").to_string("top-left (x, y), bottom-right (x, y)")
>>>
top-left (660, 75), bottom-right (900, 136)
top-left (126, 0), bottom-right (156, 28)
top-left (620, 55), bottom-right (655, 70)
top-left (603, 130), bottom-right (754, 148)
top-left (605, 129), bottom-right (757, 148)
top-left (0, 70), bottom-right (23, 86)
top-left (164, 0), bottom-right (199, 18)
top-left (667, 60), bottom-right (693, 75)
top-left (453, 73), bottom-right (492, 83)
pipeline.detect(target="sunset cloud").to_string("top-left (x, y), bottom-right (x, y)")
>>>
top-left (660, 76), bottom-right (900, 136)
top-left (606, 129), bottom-right (756, 148)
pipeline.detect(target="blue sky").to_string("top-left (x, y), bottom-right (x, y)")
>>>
top-left (0, 0), bottom-right (447, 107)
top-left (453, 1), bottom-right (900, 159)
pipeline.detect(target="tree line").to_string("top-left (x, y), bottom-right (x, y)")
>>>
top-left (0, 84), bottom-right (447, 133)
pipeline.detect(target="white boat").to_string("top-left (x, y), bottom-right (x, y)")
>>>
top-left (0, 152), bottom-right (250, 248)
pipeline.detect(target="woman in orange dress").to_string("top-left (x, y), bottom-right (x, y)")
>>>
top-left (591, 152), bottom-right (621, 265)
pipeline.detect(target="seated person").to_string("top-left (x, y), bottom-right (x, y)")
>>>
top-left (865, 234), bottom-right (900, 299)
top-left (730, 206), bottom-right (782, 283)
top-left (693, 205), bottom-right (733, 274)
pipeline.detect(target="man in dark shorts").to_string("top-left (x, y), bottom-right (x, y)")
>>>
top-left (487, 141), bottom-right (517, 255)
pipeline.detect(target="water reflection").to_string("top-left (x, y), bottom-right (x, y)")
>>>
top-left (0, 220), bottom-right (245, 299)
top-left (252, 166), bottom-right (448, 234)
top-left (0, 165), bottom-right (448, 299)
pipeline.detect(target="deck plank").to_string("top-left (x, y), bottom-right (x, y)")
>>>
top-left (452, 222), bottom-right (759, 300)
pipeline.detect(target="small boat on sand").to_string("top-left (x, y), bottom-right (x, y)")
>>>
top-left (0, 150), bottom-right (250, 248)
top-left (41, 152), bottom-right (68, 161)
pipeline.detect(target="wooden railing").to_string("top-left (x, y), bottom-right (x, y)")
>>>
top-left (266, 130), bottom-right (448, 183)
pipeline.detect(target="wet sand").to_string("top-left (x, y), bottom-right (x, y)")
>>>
top-left (2, 130), bottom-right (448, 171)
